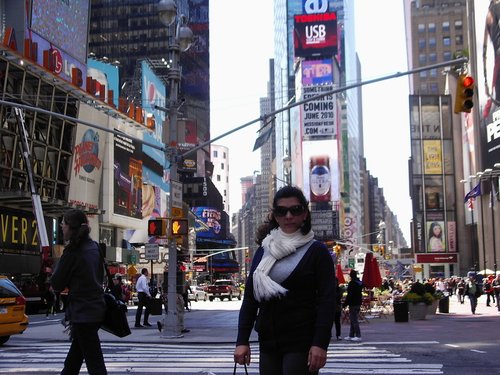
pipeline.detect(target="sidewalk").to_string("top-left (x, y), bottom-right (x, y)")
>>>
top-left (18, 294), bottom-right (500, 346)
top-left (98, 293), bottom-right (500, 344)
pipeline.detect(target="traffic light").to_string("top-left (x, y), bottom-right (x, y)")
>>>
top-left (148, 218), bottom-right (167, 236)
top-left (454, 74), bottom-right (475, 113)
top-left (171, 218), bottom-right (188, 236)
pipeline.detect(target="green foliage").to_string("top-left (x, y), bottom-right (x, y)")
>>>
top-left (402, 291), bottom-right (434, 305)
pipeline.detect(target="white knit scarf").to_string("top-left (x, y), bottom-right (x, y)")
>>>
top-left (253, 228), bottom-right (314, 302)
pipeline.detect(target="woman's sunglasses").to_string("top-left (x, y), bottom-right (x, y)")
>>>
top-left (273, 205), bottom-right (305, 217)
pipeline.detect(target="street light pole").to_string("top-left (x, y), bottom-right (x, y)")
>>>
top-left (158, 0), bottom-right (193, 338)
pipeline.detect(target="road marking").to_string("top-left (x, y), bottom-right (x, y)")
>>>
top-left (470, 349), bottom-right (487, 353)
top-left (0, 341), bottom-right (444, 374)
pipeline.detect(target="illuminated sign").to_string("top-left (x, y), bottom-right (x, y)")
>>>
top-left (294, 12), bottom-right (338, 58)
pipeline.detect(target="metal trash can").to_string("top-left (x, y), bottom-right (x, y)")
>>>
top-left (438, 296), bottom-right (449, 313)
top-left (393, 300), bottom-right (409, 322)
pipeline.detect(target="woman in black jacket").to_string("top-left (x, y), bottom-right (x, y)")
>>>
top-left (234, 186), bottom-right (336, 374)
top-left (51, 209), bottom-right (107, 375)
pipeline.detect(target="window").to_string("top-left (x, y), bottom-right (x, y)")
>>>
top-left (221, 162), bottom-right (224, 170)
top-left (429, 37), bottom-right (436, 48)
top-left (213, 150), bottom-right (218, 157)
top-left (418, 23), bottom-right (425, 33)
top-left (455, 35), bottom-right (463, 45)
top-left (419, 54), bottom-right (427, 64)
top-left (223, 152), bottom-right (226, 158)
top-left (454, 20), bottom-right (463, 30)
top-left (419, 38), bottom-right (426, 49)
top-left (443, 37), bottom-right (451, 47)
top-left (442, 21), bottom-right (450, 32)
top-left (430, 83), bottom-right (438, 93)
top-left (429, 53), bottom-right (437, 63)
top-left (217, 175), bottom-right (221, 181)
top-left (430, 69), bottom-right (437, 78)
top-left (443, 51), bottom-right (452, 61)
top-left (420, 71), bottom-right (427, 78)
top-left (428, 23), bottom-right (436, 33)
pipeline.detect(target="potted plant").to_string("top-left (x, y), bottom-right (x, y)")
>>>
top-left (401, 282), bottom-right (433, 320)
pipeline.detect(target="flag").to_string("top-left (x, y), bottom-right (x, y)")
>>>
top-left (464, 182), bottom-right (481, 203)
top-left (252, 117), bottom-right (275, 151)
top-left (467, 197), bottom-right (474, 210)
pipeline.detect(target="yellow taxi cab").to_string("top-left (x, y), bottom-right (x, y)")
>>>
top-left (0, 276), bottom-right (29, 345)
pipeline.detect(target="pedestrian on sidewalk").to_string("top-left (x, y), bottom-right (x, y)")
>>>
top-left (493, 274), bottom-right (500, 311)
top-left (334, 277), bottom-right (343, 340)
top-left (51, 209), bottom-right (107, 375)
top-left (134, 268), bottom-right (152, 328)
top-left (457, 277), bottom-right (466, 304)
top-left (234, 186), bottom-right (336, 375)
top-left (343, 269), bottom-right (363, 341)
top-left (43, 284), bottom-right (57, 318)
top-left (484, 275), bottom-right (496, 306)
top-left (465, 276), bottom-right (481, 314)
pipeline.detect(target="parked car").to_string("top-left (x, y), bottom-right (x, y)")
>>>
top-left (188, 286), bottom-right (208, 302)
top-left (0, 276), bottom-right (29, 345)
top-left (205, 280), bottom-right (242, 301)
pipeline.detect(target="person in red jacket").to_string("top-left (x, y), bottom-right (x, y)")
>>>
top-left (234, 186), bottom-right (335, 374)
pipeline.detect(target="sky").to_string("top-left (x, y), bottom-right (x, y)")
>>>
top-left (209, 1), bottom-right (412, 242)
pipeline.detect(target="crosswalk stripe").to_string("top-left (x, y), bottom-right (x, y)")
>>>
top-left (0, 341), bottom-right (443, 374)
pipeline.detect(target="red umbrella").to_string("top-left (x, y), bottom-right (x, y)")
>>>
top-left (370, 256), bottom-right (383, 288)
top-left (362, 252), bottom-right (380, 288)
top-left (336, 263), bottom-right (346, 284)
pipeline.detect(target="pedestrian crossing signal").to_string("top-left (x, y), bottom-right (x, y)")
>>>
top-left (148, 218), bottom-right (167, 237)
top-left (454, 74), bottom-right (475, 113)
top-left (171, 219), bottom-right (188, 236)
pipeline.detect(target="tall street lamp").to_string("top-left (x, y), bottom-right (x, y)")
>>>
top-left (158, 0), bottom-right (193, 338)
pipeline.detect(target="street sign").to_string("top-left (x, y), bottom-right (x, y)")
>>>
top-left (144, 243), bottom-right (159, 260)
top-left (171, 180), bottom-right (183, 210)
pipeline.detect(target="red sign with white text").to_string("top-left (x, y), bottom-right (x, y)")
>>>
top-left (415, 253), bottom-right (458, 264)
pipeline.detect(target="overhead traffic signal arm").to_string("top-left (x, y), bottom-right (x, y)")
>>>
top-left (454, 74), bottom-right (475, 113)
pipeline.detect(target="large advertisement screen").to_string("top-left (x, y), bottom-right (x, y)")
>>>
top-left (30, 0), bottom-right (89, 63)
top-left (293, 12), bottom-right (337, 58)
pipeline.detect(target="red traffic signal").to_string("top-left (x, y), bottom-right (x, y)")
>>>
top-left (454, 74), bottom-right (475, 113)
top-left (148, 218), bottom-right (167, 237)
top-left (171, 218), bottom-right (188, 236)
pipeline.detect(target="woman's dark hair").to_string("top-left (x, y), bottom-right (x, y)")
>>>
top-left (255, 185), bottom-right (311, 245)
top-left (63, 209), bottom-right (91, 250)
top-left (428, 222), bottom-right (442, 239)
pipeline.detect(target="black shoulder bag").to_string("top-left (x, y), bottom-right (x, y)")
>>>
top-left (99, 242), bottom-right (131, 338)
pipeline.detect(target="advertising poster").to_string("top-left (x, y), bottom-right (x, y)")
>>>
top-left (475, 2), bottom-right (500, 169)
top-left (426, 220), bottom-right (446, 253)
top-left (302, 140), bottom-right (339, 203)
top-left (423, 140), bottom-right (442, 174)
top-left (68, 103), bottom-right (106, 212)
top-left (141, 61), bottom-right (167, 167)
top-left (302, 59), bottom-right (334, 86)
top-left (87, 59), bottom-right (120, 108)
top-left (113, 132), bottom-right (143, 219)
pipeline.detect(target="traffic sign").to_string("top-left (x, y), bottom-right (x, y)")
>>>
top-left (145, 243), bottom-right (159, 260)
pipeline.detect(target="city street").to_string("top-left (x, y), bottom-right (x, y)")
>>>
top-left (1, 295), bottom-right (499, 374)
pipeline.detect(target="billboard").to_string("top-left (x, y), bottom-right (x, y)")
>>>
top-left (293, 12), bottom-right (338, 58)
top-left (87, 59), bottom-right (120, 108)
top-left (423, 140), bottom-right (442, 174)
top-left (68, 103), bottom-right (106, 212)
top-left (113, 132), bottom-right (143, 219)
top-left (30, 0), bottom-right (90, 63)
top-left (302, 139), bottom-right (340, 203)
top-left (475, 2), bottom-right (500, 169)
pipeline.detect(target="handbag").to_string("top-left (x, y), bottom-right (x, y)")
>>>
top-left (99, 243), bottom-right (131, 337)
top-left (233, 363), bottom-right (248, 375)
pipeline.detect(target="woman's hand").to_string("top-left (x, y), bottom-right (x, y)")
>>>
top-left (234, 345), bottom-right (251, 365)
top-left (308, 345), bottom-right (327, 372)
